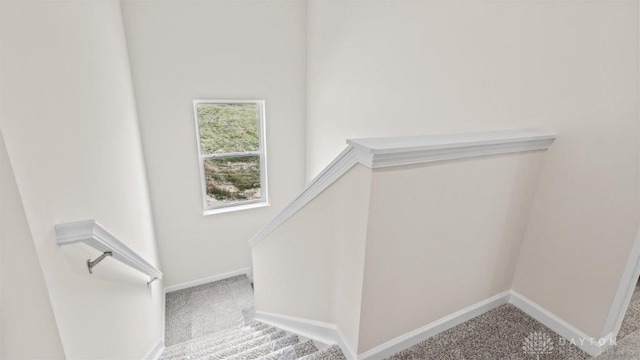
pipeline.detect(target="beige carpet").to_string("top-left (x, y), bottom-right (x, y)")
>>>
top-left (164, 275), bottom-right (254, 346)
top-left (164, 276), bottom-right (640, 359)
top-left (386, 304), bottom-right (589, 360)
top-left (162, 275), bottom-right (346, 360)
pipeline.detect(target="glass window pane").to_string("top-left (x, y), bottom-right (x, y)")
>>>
top-left (204, 156), bottom-right (261, 206)
top-left (197, 103), bottom-right (259, 154)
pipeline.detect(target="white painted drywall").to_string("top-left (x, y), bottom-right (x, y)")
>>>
top-left (1, 132), bottom-right (66, 359)
top-left (252, 164), bottom-right (371, 352)
top-left (358, 152), bottom-right (544, 352)
top-left (307, 0), bottom-right (639, 340)
top-left (252, 149), bottom-right (546, 354)
top-left (121, 0), bottom-right (307, 287)
top-left (0, 1), bottom-right (164, 358)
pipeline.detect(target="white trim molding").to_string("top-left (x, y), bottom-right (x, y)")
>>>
top-left (358, 291), bottom-right (511, 360)
top-left (360, 289), bottom-right (610, 358)
top-left (509, 290), bottom-right (611, 356)
top-left (347, 129), bottom-right (556, 168)
top-left (142, 339), bottom-right (164, 360)
top-left (164, 267), bottom-right (252, 293)
top-left (249, 147), bottom-right (359, 247)
top-left (55, 220), bottom-right (162, 280)
top-left (254, 292), bottom-right (510, 360)
top-left (601, 231), bottom-right (640, 342)
top-left (192, 100), bottom-right (269, 216)
top-left (250, 129), bottom-right (555, 247)
top-left (254, 289), bottom-right (612, 359)
top-left (254, 311), bottom-right (357, 360)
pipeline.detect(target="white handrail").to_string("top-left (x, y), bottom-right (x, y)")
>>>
top-left (55, 219), bottom-right (162, 284)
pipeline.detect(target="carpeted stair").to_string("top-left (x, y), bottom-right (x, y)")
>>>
top-left (162, 275), bottom-right (346, 360)
top-left (160, 313), bottom-right (346, 360)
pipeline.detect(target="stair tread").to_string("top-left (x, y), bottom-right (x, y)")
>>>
top-left (162, 326), bottom-right (279, 358)
top-left (162, 322), bottom-right (270, 356)
top-left (299, 345), bottom-right (346, 360)
top-left (190, 331), bottom-right (289, 360)
top-left (256, 340), bottom-right (319, 360)
top-left (212, 334), bottom-right (300, 360)
top-left (162, 277), bottom-right (340, 360)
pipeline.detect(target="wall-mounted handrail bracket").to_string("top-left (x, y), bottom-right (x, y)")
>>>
top-left (147, 277), bottom-right (158, 287)
top-left (87, 251), bottom-right (113, 274)
top-left (56, 220), bottom-right (162, 285)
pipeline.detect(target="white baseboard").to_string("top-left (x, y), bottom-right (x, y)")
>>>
top-left (358, 290), bottom-right (511, 360)
top-left (335, 326), bottom-right (358, 360)
top-left (254, 311), bottom-right (357, 360)
top-left (161, 280), bottom-right (166, 353)
top-left (602, 231), bottom-right (640, 340)
top-left (255, 289), bottom-right (612, 359)
top-left (255, 291), bottom-right (509, 360)
top-left (509, 290), bottom-right (609, 356)
top-left (164, 267), bottom-right (252, 293)
top-left (142, 339), bottom-right (164, 360)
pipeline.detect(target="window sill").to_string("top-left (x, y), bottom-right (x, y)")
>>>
top-left (203, 202), bottom-right (270, 216)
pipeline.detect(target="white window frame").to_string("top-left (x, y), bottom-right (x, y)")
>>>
top-left (193, 99), bottom-right (269, 215)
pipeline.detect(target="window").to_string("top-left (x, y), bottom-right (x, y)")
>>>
top-left (193, 100), bottom-right (268, 214)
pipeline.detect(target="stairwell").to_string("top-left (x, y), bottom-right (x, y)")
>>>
top-left (159, 275), bottom-right (347, 360)
top-left (250, 130), bottom-right (559, 359)
top-left (158, 131), bottom-right (638, 360)
top-left (160, 317), bottom-right (345, 360)
top-left (157, 273), bottom-right (640, 360)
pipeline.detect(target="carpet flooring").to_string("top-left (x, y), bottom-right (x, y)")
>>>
top-left (165, 275), bottom-right (255, 346)
top-left (162, 275), bottom-right (344, 359)
top-left (591, 331), bottom-right (640, 360)
top-left (387, 280), bottom-right (640, 360)
top-left (386, 304), bottom-right (590, 360)
top-left (164, 276), bottom-right (640, 359)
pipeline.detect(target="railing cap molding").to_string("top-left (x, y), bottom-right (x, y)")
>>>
top-left (250, 129), bottom-right (556, 247)
top-left (347, 129), bottom-right (556, 168)
top-left (347, 129), bottom-right (556, 155)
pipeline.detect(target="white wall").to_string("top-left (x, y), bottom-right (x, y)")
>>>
top-left (253, 164), bottom-right (371, 352)
top-left (121, 0), bottom-right (308, 287)
top-left (358, 152), bottom-right (544, 352)
top-left (0, 1), bottom-right (164, 358)
top-left (1, 132), bottom-right (66, 359)
top-left (307, 0), bottom-right (639, 339)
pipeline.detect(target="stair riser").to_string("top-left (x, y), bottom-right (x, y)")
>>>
top-left (213, 335), bottom-right (300, 360)
top-left (164, 327), bottom-right (278, 357)
top-left (191, 331), bottom-right (288, 360)
top-left (162, 322), bottom-right (270, 356)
